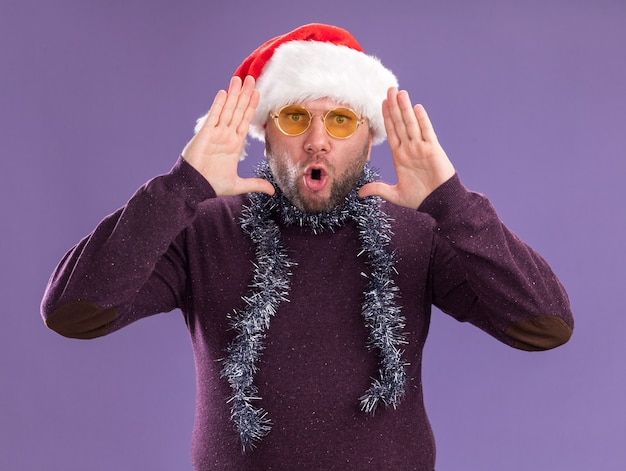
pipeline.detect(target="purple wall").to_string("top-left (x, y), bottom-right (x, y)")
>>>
top-left (2, 0), bottom-right (624, 469)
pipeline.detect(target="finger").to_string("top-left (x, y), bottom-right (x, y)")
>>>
top-left (235, 177), bottom-right (276, 196)
top-left (397, 90), bottom-right (423, 141)
top-left (202, 89), bottom-right (227, 130)
top-left (218, 76), bottom-right (244, 126)
top-left (241, 74), bottom-right (256, 92)
top-left (385, 88), bottom-right (401, 130)
top-left (230, 76), bottom-right (258, 133)
top-left (382, 98), bottom-right (400, 149)
top-left (385, 88), bottom-right (414, 144)
top-left (227, 74), bottom-right (243, 94)
top-left (237, 88), bottom-right (259, 136)
top-left (414, 104), bottom-right (438, 143)
top-left (224, 75), bottom-right (257, 130)
top-left (358, 181), bottom-right (397, 201)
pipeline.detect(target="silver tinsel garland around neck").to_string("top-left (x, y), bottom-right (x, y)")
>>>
top-left (221, 160), bottom-right (409, 450)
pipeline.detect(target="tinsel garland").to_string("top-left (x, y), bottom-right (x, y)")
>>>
top-left (220, 161), bottom-right (408, 450)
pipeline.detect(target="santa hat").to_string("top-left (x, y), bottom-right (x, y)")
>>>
top-left (196, 24), bottom-right (398, 146)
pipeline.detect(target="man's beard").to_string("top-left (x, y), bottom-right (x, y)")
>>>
top-left (265, 140), bottom-right (370, 214)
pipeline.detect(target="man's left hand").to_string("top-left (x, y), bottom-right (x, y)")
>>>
top-left (359, 88), bottom-right (455, 209)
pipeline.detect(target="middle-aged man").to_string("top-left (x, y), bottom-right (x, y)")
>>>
top-left (42, 23), bottom-right (574, 470)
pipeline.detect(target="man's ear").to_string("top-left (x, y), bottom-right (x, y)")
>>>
top-left (264, 127), bottom-right (270, 158)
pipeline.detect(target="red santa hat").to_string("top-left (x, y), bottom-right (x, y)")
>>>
top-left (196, 24), bottom-right (398, 146)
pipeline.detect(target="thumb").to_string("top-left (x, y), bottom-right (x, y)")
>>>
top-left (358, 181), bottom-right (396, 201)
top-left (237, 177), bottom-right (276, 196)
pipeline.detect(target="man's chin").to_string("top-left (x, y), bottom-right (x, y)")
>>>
top-left (295, 198), bottom-right (336, 214)
top-left (288, 190), bottom-right (341, 214)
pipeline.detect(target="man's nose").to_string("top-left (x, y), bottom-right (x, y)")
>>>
top-left (303, 115), bottom-right (329, 153)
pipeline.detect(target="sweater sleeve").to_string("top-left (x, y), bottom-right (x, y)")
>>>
top-left (41, 157), bottom-right (216, 339)
top-left (418, 174), bottom-right (574, 351)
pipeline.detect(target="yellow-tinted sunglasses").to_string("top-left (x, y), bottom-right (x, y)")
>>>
top-left (271, 105), bottom-right (365, 139)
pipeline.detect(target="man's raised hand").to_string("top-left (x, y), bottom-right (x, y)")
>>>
top-left (182, 75), bottom-right (275, 196)
top-left (359, 88), bottom-right (455, 209)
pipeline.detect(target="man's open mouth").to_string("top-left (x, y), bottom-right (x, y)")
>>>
top-left (303, 166), bottom-right (328, 191)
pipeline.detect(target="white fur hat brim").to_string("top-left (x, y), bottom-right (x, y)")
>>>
top-left (250, 40), bottom-right (397, 145)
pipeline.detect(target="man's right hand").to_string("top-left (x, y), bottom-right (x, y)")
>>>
top-left (182, 75), bottom-right (275, 196)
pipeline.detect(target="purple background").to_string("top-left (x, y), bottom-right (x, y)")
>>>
top-left (1, 1), bottom-right (624, 469)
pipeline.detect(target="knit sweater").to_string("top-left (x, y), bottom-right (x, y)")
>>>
top-left (41, 157), bottom-right (573, 470)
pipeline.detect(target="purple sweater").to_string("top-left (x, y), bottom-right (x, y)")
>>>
top-left (41, 157), bottom-right (573, 470)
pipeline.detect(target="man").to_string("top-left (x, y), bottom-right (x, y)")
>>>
top-left (41, 24), bottom-right (574, 470)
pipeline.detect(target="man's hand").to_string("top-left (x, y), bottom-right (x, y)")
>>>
top-left (182, 75), bottom-right (275, 196)
top-left (359, 88), bottom-right (455, 209)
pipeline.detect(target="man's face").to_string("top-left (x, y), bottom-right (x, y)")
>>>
top-left (265, 98), bottom-right (373, 214)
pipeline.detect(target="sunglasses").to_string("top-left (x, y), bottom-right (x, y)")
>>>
top-left (270, 105), bottom-right (365, 139)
